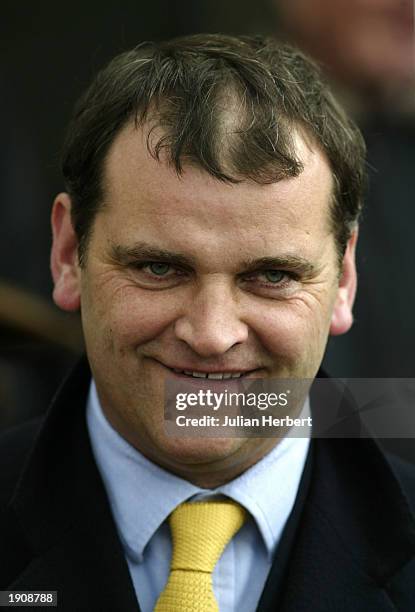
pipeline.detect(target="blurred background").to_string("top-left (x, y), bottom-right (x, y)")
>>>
top-left (1, 1), bottom-right (414, 456)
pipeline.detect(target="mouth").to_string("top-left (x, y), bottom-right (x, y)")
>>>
top-left (160, 363), bottom-right (262, 380)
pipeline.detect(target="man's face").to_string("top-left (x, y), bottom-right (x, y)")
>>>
top-left (51, 123), bottom-right (356, 487)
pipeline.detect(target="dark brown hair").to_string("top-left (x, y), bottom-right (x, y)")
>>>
top-left (61, 34), bottom-right (366, 265)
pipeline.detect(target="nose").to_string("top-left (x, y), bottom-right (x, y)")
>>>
top-left (174, 279), bottom-right (249, 357)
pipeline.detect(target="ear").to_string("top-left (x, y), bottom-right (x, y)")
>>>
top-left (329, 228), bottom-right (358, 336)
top-left (50, 193), bottom-right (81, 311)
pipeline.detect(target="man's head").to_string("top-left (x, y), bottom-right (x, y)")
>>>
top-left (51, 34), bottom-right (365, 487)
top-left (61, 34), bottom-right (365, 266)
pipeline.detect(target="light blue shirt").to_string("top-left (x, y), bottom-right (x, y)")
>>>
top-left (87, 381), bottom-right (310, 612)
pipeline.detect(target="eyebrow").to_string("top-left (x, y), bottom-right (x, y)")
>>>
top-left (109, 243), bottom-right (197, 269)
top-left (109, 242), bottom-right (317, 276)
top-left (241, 256), bottom-right (317, 276)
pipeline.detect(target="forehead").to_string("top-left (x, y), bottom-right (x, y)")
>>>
top-left (100, 123), bottom-right (334, 259)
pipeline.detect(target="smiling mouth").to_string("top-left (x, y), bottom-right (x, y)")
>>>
top-left (151, 358), bottom-right (262, 380)
top-left (167, 367), bottom-right (260, 380)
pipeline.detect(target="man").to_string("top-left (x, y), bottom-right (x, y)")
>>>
top-left (1, 34), bottom-right (414, 611)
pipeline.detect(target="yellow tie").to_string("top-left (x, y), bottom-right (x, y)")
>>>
top-left (154, 500), bottom-right (247, 612)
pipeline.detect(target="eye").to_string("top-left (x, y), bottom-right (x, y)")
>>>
top-left (147, 262), bottom-right (172, 276)
top-left (261, 270), bottom-right (285, 284)
top-left (241, 268), bottom-right (299, 298)
top-left (128, 260), bottom-right (189, 289)
top-left (249, 269), bottom-right (289, 286)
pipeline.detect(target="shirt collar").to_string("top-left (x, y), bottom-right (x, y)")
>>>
top-left (87, 380), bottom-right (310, 562)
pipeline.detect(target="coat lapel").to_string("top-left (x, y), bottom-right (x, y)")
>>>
top-left (5, 357), bottom-right (140, 611)
top-left (259, 436), bottom-right (415, 611)
top-left (8, 505), bottom-right (140, 611)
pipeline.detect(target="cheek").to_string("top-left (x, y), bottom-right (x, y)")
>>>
top-left (251, 299), bottom-right (332, 359)
top-left (83, 283), bottom-right (180, 351)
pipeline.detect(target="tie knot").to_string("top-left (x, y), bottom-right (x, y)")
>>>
top-left (169, 500), bottom-right (247, 573)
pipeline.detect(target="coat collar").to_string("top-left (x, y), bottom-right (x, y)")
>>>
top-left (6, 358), bottom-right (415, 611)
top-left (272, 437), bottom-right (415, 612)
top-left (7, 356), bottom-right (139, 610)
top-left (258, 375), bottom-right (415, 611)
